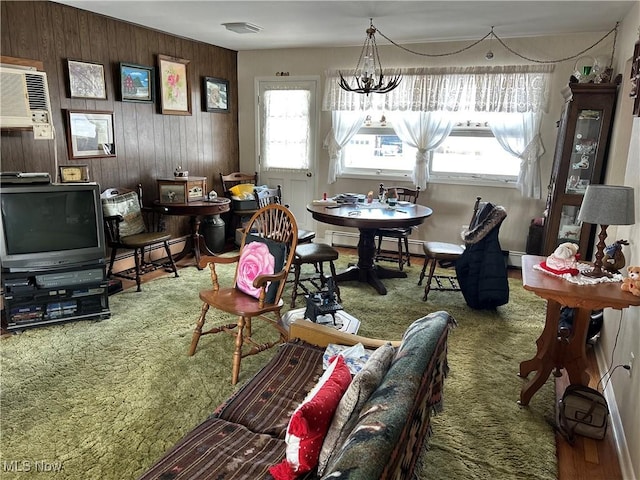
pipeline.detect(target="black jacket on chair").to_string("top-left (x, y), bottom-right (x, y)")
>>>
top-left (455, 202), bottom-right (509, 309)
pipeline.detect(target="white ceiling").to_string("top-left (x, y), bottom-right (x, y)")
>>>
top-left (53, 1), bottom-right (636, 51)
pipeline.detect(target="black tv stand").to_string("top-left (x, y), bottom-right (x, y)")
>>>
top-left (2, 263), bottom-right (111, 332)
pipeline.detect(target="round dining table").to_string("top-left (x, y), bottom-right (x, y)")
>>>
top-left (307, 201), bottom-right (433, 295)
top-left (154, 197), bottom-right (231, 268)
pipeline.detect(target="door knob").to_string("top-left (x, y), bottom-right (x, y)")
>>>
top-left (306, 172), bottom-right (312, 177)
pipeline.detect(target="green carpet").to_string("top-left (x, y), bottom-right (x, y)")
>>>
top-left (0, 255), bottom-right (556, 479)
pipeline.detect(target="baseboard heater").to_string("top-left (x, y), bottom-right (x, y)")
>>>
top-left (324, 230), bottom-right (523, 268)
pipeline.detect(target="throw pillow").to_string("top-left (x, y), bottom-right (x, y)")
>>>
top-left (236, 234), bottom-right (286, 304)
top-left (316, 343), bottom-right (396, 475)
top-left (101, 191), bottom-right (145, 238)
top-left (269, 355), bottom-right (352, 480)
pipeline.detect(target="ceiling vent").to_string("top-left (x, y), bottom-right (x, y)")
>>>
top-left (222, 22), bottom-right (262, 34)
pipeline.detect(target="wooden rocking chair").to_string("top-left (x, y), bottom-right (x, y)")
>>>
top-left (188, 204), bottom-right (298, 385)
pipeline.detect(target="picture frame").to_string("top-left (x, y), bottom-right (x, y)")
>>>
top-left (158, 183), bottom-right (186, 204)
top-left (157, 54), bottom-right (191, 115)
top-left (119, 62), bottom-right (154, 103)
top-left (67, 59), bottom-right (107, 100)
top-left (66, 110), bottom-right (116, 159)
top-left (203, 76), bottom-right (229, 112)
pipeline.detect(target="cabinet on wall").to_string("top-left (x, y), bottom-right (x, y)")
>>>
top-left (542, 82), bottom-right (619, 257)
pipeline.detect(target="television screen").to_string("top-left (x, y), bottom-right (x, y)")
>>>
top-left (0, 183), bottom-right (106, 272)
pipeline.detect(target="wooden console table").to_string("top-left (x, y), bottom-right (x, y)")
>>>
top-left (518, 255), bottom-right (640, 406)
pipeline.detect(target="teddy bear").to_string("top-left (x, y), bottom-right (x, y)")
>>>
top-left (621, 266), bottom-right (640, 297)
top-left (541, 242), bottom-right (580, 275)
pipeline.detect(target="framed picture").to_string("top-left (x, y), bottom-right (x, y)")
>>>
top-left (157, 54), bottom-right (191, 115)
top-left (66, 110), bottom-right (116, 159)
top-left (67, 59), bottom-right (107, 100)
top-left (203, 76), bottom-right (229, 112)
top-left (119, 62), bottom-right (154, 103)
top-left (158, 183), bottom-right (186, 204)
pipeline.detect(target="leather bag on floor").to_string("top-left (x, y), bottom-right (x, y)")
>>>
top-left (558, 384), bottom-right (608, 444)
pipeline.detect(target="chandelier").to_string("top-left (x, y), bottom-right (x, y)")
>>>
top-left (338, 19), bottom-right (401, 95)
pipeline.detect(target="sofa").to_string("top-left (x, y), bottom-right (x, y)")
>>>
top-left (139, 310), bottom-right (455, 480)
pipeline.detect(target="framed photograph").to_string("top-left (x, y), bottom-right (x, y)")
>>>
top-left (157, 54), bottom-right (191, 115)
top-left (66, 110), bottom-right (116, 159)
top-left (120, 62), bottom-right (154, 103)
top-left (158, 183), bottom-right (186, 204)
top-left (67, 59), bottom-right (107, 100)
top-left (203, 76), bottom-right (229, 112)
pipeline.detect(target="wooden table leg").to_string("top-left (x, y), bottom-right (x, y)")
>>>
top-left (334, 228), bottom-right (407, 295)
top-left (518, 299), bottom-right (591, 405)
top-left (172, 215), bottom-right (215, 269)
top-left (518, 300), bottom-right (560, 405)
top-left (562, 308), bottom-right (591, 386)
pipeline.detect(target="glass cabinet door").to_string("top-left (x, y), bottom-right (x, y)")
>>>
top-left (556, 204), bottom-right (582, 248)
top-left (564, 109), bottom-right (603, 194)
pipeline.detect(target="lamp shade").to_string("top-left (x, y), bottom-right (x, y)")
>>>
top-left (578, 185), bottom-right (636, 226)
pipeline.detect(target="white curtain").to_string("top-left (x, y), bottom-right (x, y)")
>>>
top-left (263, 88), bottom-right (311, 171)
top-left (488, 112), bottom-right (544, 199)
top-left (323, 111), bottom-right (367, 184)
top-left (323, 65), bottom-right (554, 113)
top-left (389, 111), bottom-right (455, 189)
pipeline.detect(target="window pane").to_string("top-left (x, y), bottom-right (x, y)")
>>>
top-left (432, 134), bottom-right (519, 177)
top-left (344, 133), bottom-right (416, 172)
top-left (263, 89), bottom-right (311, 170)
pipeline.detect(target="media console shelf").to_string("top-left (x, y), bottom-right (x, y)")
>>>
top-left (2, 264), bottom-right (111, 332)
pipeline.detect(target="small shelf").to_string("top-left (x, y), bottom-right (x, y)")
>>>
top-left (2, 264), bottom-right (111, 332)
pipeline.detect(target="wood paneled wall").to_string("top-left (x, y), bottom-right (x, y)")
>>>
top-left (1, 1), bottom-right (239, 236)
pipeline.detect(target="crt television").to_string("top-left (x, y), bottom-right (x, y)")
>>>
top-left (0, 182), bottom-right (106, 273)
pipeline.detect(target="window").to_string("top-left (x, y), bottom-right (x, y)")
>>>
top-left (430, 122), bottom-right (520, 183)
top-left (342, 114), bottom-right (416, 177)
top-left (259, 81), bottom-right (316, 171)
top-left (341, 112), bottom-right (519, 185)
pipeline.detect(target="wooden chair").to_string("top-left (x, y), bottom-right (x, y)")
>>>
top-left (219, 171), bottom-right (259, 238)
top-left (188, 204), bottom-right (299, 385)
top-left (418, 197), bottom-right (481, 300)
top-left (101, 185), bottom-right (179, 292)
top-left (290, 243), bottom-right (341, 308)
top-left (252, 187), bottom-right (339, 307)
top-left (253, 185), bottom-right (315, 244)
top-left (374, 186), bottom-right (420, 270)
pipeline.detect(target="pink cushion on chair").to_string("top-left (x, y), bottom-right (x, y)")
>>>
top-left (269, 355), bottom-right (352, 479)
top-left (236, 235), bottom-right (286, 303)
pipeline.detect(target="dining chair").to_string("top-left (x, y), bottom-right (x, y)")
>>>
top-left (252, 186), bottom-right (338, 307)
top-left (374, 186), bottom-right (420, 271)
top-left (253, 185), bottom-right (315, 244)
top-left (418, 197), bottom-right (481, 300)
top-left (101, 185), bottom-right (179, 292)
top-left (188, 204), bottom-right (299, 385)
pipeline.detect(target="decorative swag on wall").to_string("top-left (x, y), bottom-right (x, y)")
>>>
top-left (322, 65), bottom-right (554, 198)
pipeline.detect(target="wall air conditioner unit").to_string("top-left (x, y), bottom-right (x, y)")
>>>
top-left (0, 65), bottom-right (53, 140)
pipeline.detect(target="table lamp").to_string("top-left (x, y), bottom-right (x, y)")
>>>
top-left (578, 185), bottom-right (636, 278)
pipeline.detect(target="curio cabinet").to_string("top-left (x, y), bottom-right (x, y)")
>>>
top-left (543, 82), bottom-right (619, 257)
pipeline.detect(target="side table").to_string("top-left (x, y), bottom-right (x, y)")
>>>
top-left (518, 255), bottom-right (640, 406)
top-left (154, 198), bottom-right (231, 269)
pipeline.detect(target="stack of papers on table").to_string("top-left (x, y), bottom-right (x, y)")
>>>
top-left (312, 199), bottom-right (338, 207)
